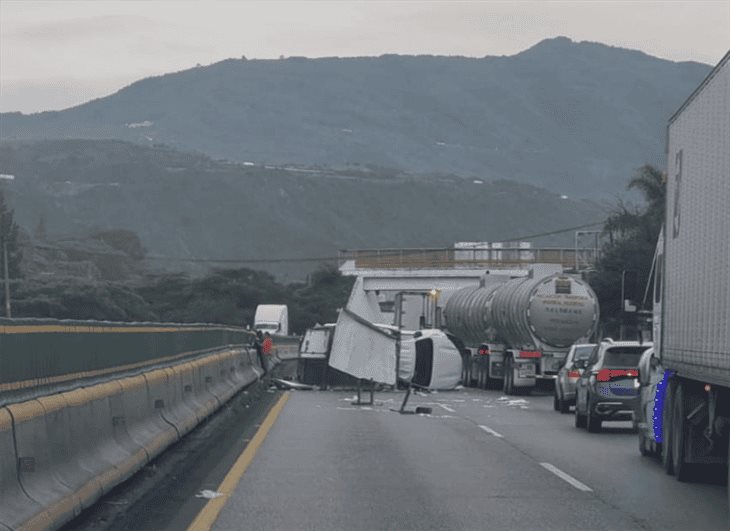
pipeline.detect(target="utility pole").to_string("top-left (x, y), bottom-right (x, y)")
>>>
top-left (2, 237), bottom-right (11, 318)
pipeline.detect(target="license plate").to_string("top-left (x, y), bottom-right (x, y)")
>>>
top-left (519, 366), bottom-right (535, 377)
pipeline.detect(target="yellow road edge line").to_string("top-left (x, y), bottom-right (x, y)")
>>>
top-left (187, 392), bottom-right (290, 531)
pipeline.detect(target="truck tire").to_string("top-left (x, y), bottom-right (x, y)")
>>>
top-left (479, 365), bottom-right (487, 389)
top-left (463, 362), bottom-right (472, 387)
top-left (672, 382), bottom-right (702, 482)
top-left (503, 356), bottom-right (514, 395)
top-left (662, 379), bottom-right (675, 475)
top-left (575, 400), bottom-right (587, 428)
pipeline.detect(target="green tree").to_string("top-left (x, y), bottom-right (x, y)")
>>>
top-left (589, 165), bottom-right (665, 337)
top-left (0, 189), bottom-right (22, 278)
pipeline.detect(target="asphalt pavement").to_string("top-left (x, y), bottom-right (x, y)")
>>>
top-left (211, 387), bottom-right (729, 530)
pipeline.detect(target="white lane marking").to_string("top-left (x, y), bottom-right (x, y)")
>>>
top-left (540, 463), bottom-right (593, 492)
top-left (478, 425), bottom-right (504, 438)
top-left (439, 404), bottom-right (456, 413)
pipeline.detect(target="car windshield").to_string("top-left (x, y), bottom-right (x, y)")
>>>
top-left (603, 347), bottom-right (647, 368)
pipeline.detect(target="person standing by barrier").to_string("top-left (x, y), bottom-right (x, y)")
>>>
top-left (262, 332), bottom-right (274, 373)
top-left (253, 330), bottom-right (267, 376)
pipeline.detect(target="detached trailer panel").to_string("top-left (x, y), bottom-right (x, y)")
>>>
top-left (663, 51), bottom-right (730, 387)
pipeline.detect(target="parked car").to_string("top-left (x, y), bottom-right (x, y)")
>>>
top-left (634, 347), bottom-right (665, 457)
top-left (575, 340), bottom-right (651, 432)
top-left (554, 343), bottom-right (596, 413)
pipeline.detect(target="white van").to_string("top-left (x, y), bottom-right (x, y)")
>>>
top-left (254, 304), bottom-right (289, 336)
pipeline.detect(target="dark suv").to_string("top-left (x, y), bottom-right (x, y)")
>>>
top-left (574, 341), bottom-right (651, 433)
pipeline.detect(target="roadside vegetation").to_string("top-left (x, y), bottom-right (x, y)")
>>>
top-left (588, 165), bottom-right (665, 337)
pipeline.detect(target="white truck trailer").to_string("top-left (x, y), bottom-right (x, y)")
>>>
top-left (254, 304), bottom-right (289, 336)
top-left (654, 50), bottom-right (729, 501)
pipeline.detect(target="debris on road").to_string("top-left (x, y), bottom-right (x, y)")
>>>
top-left (195, 490), bottom-right (223, 499)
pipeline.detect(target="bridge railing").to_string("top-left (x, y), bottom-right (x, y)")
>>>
top-left (0, 318), bottom-right (258, 396)
top-left (338, 247), bottom-right (598, 270)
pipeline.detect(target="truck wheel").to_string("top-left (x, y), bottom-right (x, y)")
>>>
top-left (575, 401), bottom-right (587, 428)
top-left (672, 382), bottom-right (701, 482)
top-left (662, 379), bottom-right (675, 475)
top-left (503, 357), bottom-right (514, 395)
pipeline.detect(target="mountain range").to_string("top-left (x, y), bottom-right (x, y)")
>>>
top-left (0, 37), bottom-right (710, 199)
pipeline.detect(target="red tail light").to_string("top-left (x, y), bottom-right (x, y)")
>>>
top-left (567, 370), bottom-right (581, 379)
top-left (519, 350), bottom-right (541, 359)
top-left (597, 369), bottom-right (639, 382)
top-left (478, 347), bottom-right (490, 356)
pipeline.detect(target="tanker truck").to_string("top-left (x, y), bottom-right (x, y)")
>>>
top-left (443, 269), bottom-right (599, 394)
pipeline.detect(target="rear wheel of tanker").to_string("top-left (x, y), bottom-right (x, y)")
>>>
top-left (503, 357), bottom-right (514, 395)
top-left (662, 379), bottom-right (675, 475)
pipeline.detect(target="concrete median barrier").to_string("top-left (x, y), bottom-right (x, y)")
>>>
top-left (114, 374), bottom-right (178, 461)
top-left (175, 363), bottom-right (210, 423)
top-left (104, 380), bottom-right (150, 478)
top-left (6, 398), bottom-right (82, 529)
top-left (1, 347), bottom-right (261, 530)
top-left (63, 386), bottom-right (146, 496)
top-left (0, 406), bottom-right (51, 530)
top-left (187, 359), bottom-right (219, 418)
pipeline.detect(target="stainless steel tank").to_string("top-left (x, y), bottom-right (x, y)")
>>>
top-left (444, 273), bottom-right (598, 349)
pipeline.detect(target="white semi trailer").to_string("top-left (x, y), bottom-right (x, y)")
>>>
top-left (443, 269), bottom-right (599, 394)
top-left (653, 50), bottom-right (730, 501)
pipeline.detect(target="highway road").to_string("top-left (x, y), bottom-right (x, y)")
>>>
top-left (209, 387), bottom-right (727, 531)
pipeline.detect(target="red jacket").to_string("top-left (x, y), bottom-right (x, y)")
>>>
top-left (262, 337), bottom-right (273, 355)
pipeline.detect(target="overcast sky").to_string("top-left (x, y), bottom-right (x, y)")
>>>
top-left (1, 1), bottom-right (729, 113)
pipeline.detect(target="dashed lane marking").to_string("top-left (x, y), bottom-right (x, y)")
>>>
top-left (478, 425), bottom-right (504, 438)
top-left (187, 392), bottom-right (290, 531)
top-left (439, 403), bottom-right (456, 413)
top-left (540, 462), bottom-right (593, 492)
